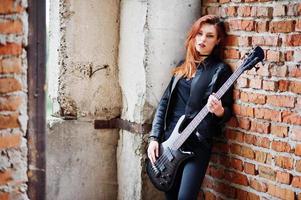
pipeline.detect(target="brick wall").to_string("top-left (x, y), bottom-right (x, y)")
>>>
top-left (201, 0), bottom-right (301, 199)
top-left (0, 0), bottom-right (29, 200)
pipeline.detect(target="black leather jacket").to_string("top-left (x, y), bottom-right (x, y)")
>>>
top-left (150, 56), bottom-right (233, 143)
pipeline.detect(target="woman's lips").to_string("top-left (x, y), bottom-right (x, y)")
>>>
top-left (199, 43), bottom-right (206, 48)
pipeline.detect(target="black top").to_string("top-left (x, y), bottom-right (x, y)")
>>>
top-left (165, 77), bottom-right (192, 140)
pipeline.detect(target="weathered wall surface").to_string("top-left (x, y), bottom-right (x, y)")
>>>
top-left (47, 120), bottom-right (119, 200)
top-left (117, 0), bottom-right (201, 199)
top-left (0, 0), bottom-right (29, 199)
top-left (46, 0), bottom-right (121, 199)
top-left (201, 0), bottom-right (301, 199)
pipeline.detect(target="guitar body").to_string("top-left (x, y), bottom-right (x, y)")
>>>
top-left (146, 115), bottom-right (195, 192)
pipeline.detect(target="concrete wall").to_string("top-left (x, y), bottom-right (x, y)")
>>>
top-left (46, 0), bottom-right (121, 199)
top-left (117, 0), bottom-right (201, 199)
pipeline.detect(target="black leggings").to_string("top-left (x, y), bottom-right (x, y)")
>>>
top-left (165, 145), bottom-right (212, 200)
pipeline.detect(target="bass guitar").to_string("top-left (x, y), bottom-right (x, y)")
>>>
top-left (146, 46), bottom-right (264, 191)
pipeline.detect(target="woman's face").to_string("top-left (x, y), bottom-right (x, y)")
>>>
top-left (195, 23), bottom-right (220, 56)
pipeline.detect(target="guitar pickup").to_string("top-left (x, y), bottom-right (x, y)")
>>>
top-left (159, 164), bottom-right (166, 172)
top-left (166, 147), bottom-right (174, 161)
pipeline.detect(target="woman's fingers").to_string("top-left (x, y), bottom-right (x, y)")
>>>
top-left (147, 141), bottom-right (159, 164)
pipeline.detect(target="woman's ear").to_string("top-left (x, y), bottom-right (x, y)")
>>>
top-left (216, 38), bottom-right (221, 45)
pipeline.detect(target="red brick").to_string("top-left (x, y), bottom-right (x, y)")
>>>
top-left (0, 43), bottom-right (22, 55)
top-left (225, 170), bottom-right (248, 186)
top-left (255, 151), bottom-right (268, 163)
top-left (244, 134), bottom-right (256, 145)
top-left (0, 170), bottom-right (12, 185)
top-left (227, 116), bottom-right (238, 128)
top-left (223, 35), bottom-right (238, 46)
top-left (212, 142), bottom-right (229, 154)
top-left (223, 49), bottom-right (240, 59)
top-left (254, 7), bottom-right (272, 17)
top-left (266, 50), bottom-right (281, 62)
top-left (273, 4), bottom-right (286, 16)
top-left (0, 134), bottom-right (21, 149)
top-left (256, 21), bottom-right (269, 32)
top-left (0, 96), bottom-right (22, 111)
top-left (295, 144), bottom-right (301, 156)
top-left (285, 51), bottom-right (294, 61)
top-left (241, 146), bottom-right (255, 159)
top-left (290, 66), bottom-right (301, 77)
top-left (250, 121), bottom-right (270, 134)
top-left (285, 34), bottom-right (301, 46)
top-left (0, 20), bottom-right (22, 34)
top-left (256, 137), bottom-right (270, 148)
top-left (233, 104), bottom-right (254, 117)
top-left (0, 57), bottom-right (22, 74)
top-left (237, 6), bottom-right (252, 17)
top-left (270, 20), bottom-right (294, 33)
top-left (291, 127), bottom-right (301, 141)
top-left (258, 165), bottom-right (276, 181)
top-left (270, 125), bottom-right (288, 138)
top-left (0, 78), bottom-right (22, 94)
top-left (213, 182), bottom-right (236, 198)
top-left (270, 64), bottom-right (287, 77)
top-left (287, 3), bottom-right (301, 16)
top-left (244, 162), bottom-right (256, 175)
top-left (228, 19), bottom-right (255, 31)
top-left (238, 117), bottom-right (250, 130)
top-left (225, 129), bottom-right (244, 142)
top-left (238, 36), bottom-right (251, 47)
top-left (275, 156), bottom-right (294, 169)
top-left (0, 192), bottom-right (9, 200)
top-left (230, 158), bottom-right (243, 171)
top-left (278, 80), bottom-right (289, 92)
top-left (240, 92), bottom-right (266, 104)
top-left (224, 6), bottom-right (236, 16)
top-left (207, 7), bottom-right (220, 15)
top-left (263, 80), bottom-right (277, 91)
top-left (297, 97), bottom-right (301, 109)
top-left (0, 0), bottom-right (24, 14)
top-left (236, 189), bottom-right (260, 200)
top-left (236, 77), bottom-right (248, 88)
top-left (296, 160), bottom-right (301, 172)
top-left (267, 184), bottom-right (295, 200)
top-left (292, 176), bottom-right (301, 189)
top-left (266, 95), bottom-right (295, 108)
top-left (250, 179), bottom-right (267, 192)
top-left (254, 108), bottom-right (282, 122)
top-left (271, 141), bottom-right (291, 152)
top-left (249, 78), bottom-right (262, 89)
top-left (209, 165), bottom-right (224, 179)
top-left (296, 19), bottom-right (301, 32)
top-left (252, 35), bottom-right (280, 46)
top-left (276, 171), bottom-right (292, 184)
top-left (0, 114), bottom-right (19, 129)
top-left (290, 81), bottom-right (301, 94)
top-left (233, 89), bottom-right (240, 100)
top-left (282, 111), bottom-right (301, 125)
top-left (203, 191), bottom-right (216, 200)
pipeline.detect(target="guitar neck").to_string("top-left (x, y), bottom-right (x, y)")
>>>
top-left (171, 66), bottom-right (245, 150)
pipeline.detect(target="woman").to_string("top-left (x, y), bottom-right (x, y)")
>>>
top-left (147, 15), bottom-right (233, 199)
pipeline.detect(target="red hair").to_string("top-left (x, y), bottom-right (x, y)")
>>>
top-left (173, 15), bottom-right (226, 78)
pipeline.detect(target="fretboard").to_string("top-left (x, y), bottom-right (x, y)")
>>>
top-left (171, 66), bottom-right (245, 150)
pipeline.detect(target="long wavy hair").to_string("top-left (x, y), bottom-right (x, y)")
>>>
top-left (173, 15), bottom-right (226, 78)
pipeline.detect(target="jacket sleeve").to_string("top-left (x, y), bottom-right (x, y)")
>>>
top-left (213, 64), bottom-right (234, 125)
top-left (149, 77), bottom-right (174, 140)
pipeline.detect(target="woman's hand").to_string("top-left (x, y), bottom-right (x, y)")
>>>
top-left (207, 94), bottom-right (224, 117)
top-left (147, 140), bottom-right (159, 164)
